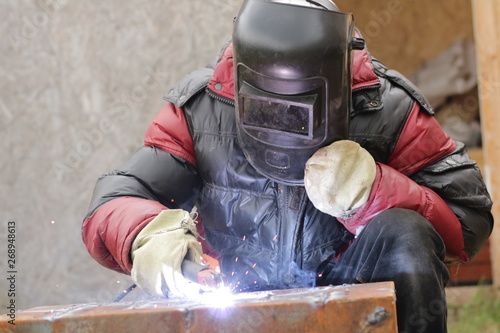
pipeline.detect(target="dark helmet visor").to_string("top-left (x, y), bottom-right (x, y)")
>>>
top-left (239, 82), bottom-right (321, 139)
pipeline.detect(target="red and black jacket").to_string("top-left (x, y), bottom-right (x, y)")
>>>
top-left (82, 41), bottom-right (493, 290)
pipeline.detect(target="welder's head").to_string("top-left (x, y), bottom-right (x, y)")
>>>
top-left (233, 0), bottom-right (364, 186)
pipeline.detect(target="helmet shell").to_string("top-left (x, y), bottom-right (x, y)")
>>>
top-left (233, 0), bottom-right (355, 185)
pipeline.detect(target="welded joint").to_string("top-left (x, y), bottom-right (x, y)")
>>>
top-left (360, 306), bottom-right (391, 333)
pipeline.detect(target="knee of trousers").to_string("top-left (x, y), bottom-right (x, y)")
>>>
top-left (361, 208), bottom-right (446, 255)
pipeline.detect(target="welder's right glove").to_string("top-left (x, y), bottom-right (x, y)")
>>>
top-left (304, 140), bottom-right (376, 223)
top-left (130, 209), bottom-right (203, 298)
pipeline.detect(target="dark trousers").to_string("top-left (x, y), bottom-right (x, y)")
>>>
top-left (320, 208), bottom-right (449, 333)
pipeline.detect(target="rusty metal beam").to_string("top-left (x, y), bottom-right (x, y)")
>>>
top-left (1, 281), bottom-right (397, 333)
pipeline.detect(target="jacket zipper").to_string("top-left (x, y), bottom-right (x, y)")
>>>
top-left (207, 84), bottom-right (380, 104)
top-left (352, 83), bottom-right (381, 94)
top-left (206, 88), bottom-right (235, 106)
top-left (277, 182), bottom-right (289, 286)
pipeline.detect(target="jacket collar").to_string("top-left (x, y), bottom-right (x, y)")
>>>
top-left (207, 42), bottom-right (380, 100)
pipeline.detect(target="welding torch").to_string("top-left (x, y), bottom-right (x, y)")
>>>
top-left (114, 258), bottom-right (227, 302)
top-left (181, 257), bottom-right (227, 291)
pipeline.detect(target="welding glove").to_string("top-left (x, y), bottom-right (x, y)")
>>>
top-left (131, 209), bottom-right (203, 298)
top-left (304, 140), bottom-right (376, 221)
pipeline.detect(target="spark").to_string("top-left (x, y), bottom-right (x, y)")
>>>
top-left (55, 284), bottom-right (59, 288)
top-left (116, 280), bottom-right (121, 284)
top-left (235, 257), bottom-right (239, 262)
top-left (318, 273), bottom-right (323, 278)
top-left (252, 263), bottom-right (257, 268)
top-left (245, 271), bottom-right (249, 275)
top-left (51, 220), bottom-right (55, 224)
top-left (231, 271), bottom-right (235, 276)
top-left (242, 235), bottom-right (246, 241)
top-left (272, 234), bottom-right (279, 241)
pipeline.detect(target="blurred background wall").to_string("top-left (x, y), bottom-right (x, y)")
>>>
top-left (0, 0), bottom-right (475, 311)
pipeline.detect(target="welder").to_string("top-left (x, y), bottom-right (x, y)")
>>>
top-left (81, 1), bottom-right (493, 332)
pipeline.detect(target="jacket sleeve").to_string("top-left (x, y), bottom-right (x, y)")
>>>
top-left (341, 102), bottom-right (493, 262)
top-left (82, 103), bottom-right (202, 274)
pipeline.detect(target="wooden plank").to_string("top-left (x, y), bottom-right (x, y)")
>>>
top-left (0, 282), bottom-right (397, 333)
top-left (471, 0), bottom-right (500, 287)
top-left (468, 148), bottom-right (484, 170)
top-left (448, 240), bottom-right (492, 285)
top-left (335, 0), bottom-right (474, 77)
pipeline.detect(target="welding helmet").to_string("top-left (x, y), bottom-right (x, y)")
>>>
top-left (233, 0), bottom-right (364, 185)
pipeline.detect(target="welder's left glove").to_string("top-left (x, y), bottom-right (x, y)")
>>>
top-left (304, 140), bottom-right (376, 222)
top-left (130, 209), bottom-right (203, 298)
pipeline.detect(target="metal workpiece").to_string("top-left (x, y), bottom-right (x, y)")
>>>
top-left (0, 281), bottom-right (397, 333)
